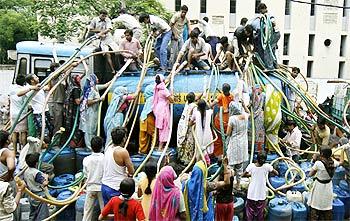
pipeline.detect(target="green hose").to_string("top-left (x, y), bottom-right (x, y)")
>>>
top-left (38, 106), bottom-right (79, 169)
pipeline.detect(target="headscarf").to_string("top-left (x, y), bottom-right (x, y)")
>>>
top-left (184, 161), bottom-right (209, 221)
top-left (104, 86), bottom-right (128, 136)
top-left (228, 101), bottom-right (242, 116)
top-left (149, 166), bottom-right (181, 221)
top-left (152, 74), bottom-right (166, 111)
top-left (140, 84), bottom-right (154, 121)
top-left (80, 74), bottom-right (97, 112)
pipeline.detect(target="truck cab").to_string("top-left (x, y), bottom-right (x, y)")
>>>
top-left (13, 41), bottom-right (96, 83)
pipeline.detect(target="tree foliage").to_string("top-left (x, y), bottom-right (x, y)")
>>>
top-left (0, 0), bottom-right (38, 63)
top-left (34, 0), bottom-right (171, 41)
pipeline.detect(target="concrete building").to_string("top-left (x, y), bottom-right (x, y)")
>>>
top-left (159, 0), bottom-right (350, 79)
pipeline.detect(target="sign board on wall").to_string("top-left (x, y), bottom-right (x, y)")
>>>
top-left (323, 0), bottom-right (339, 24)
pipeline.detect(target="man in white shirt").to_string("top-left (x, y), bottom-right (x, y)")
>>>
top-left (175, 30), bottom-right (210, 70)
top-left (9, 75), bottom-right (28, 153)
top-left (89, 10), bottom-right (118, 74)
top-left (198, 17), bottom-right (219, 57)
top-left (282, 120), bottom-right (302, 162)
top-left (83, 136), bottom-right (104, 220)
top-left (139, 14), bottom-right (172, 71)
top-left (112, 9), bottom-right (142, 40)
top-left (169, 5), bottom-right (189, 68)
top-left (17, 74), bottom-right (53, 139)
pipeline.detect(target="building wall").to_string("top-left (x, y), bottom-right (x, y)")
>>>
top-left (159, 0), bottom-right (350, 79)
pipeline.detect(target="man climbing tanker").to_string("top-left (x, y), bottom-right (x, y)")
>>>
top-left (0, 1), bottom-right (349, 221)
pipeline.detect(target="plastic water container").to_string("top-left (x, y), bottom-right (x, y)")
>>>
top-left (233, 215), bottom-right (239, 221)
top-left (291, 183), bottom-right (306, 193)
top-left (234, 197), bottom-right (244, 219)
top-left (75, 194), bottom-right (100, 221)
top-left (278, 161), bottom-right (288, 177)
top-left (131, 154), bottom-right (146, 170)
top-left (266, 153), bottom-right (279, 163)
top-left (332, 198), bottom-right (345, 221)
top-left (339, 180), bottom-right (349, 192)
top-left (56, 190), bottom-right (75, 221)
top-left (75, 148), bottom-right (91, 172)
top-left (151, 148), bottom-right (177, 162)
top-left (41, 150), bottom-right (55, 163)
top-left (269, 176), bottom-right (285, 190)
top-left (19, 198), bottom-right (30, 221)
top-left (291, 202), bottom-right (307, 221)
top-left (286, 191), bottom-right (303, 203)
top-left (333, 166), bottom-right (346, 185)
top-left (50, 147), bottom-right (76, 176)
top-left (52, 174), bottom-right (75, 195)
top-left (268, 198), bottom-right (292, 221)
top-left (334, 186), bottom-right (350, 218)
top-left (299, 162), bottom-right (313, 176)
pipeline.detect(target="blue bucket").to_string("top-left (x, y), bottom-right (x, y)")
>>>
top-left (334, 186), bottom-right (350, 218)
top-left (75, 148), bottom-right (92, 172)
top-left (131, 154), bottom-right (146, 170)
top-left (291, 202), bottom-right (307, 221)
top-left (269, 176), bottom-right (285, 190)
top-left (333, 198), bottom-right (345, 221)
top-left (333, 166), bottom-right (346, 185)
top-left (56, 190), bottom-right (75, 221)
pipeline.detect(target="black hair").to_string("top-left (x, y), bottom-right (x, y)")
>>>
top-left (257, 151), bottom-right (267, 165)
top-left (25, 152), bottom-right (40, 168)
top-left (16, 75), bottom-right (26, 86)
top-left (119, 178), bottom-right (135, 216)
top-left (219, 36), bottom-right (228, 45)
top-left (50, 62), bottom-right (60, 72)
top-left (0, 130), bottom-right (10, 148)
top-left (119, 8), bottom-right (127, 14)
top-left (186, 92), bottom-right (195, 104)
top-left (192, 27), bottom-right (201, 35)
top-left (139, 14), bottom-right (150, 23)
top-left (317, 117), bottom-right (327, 125)
top-left (203, 17), bottom-right (209, 22)
top-left (240, 17), bottom-right (248, 26)
top-left (285, 120), bottom-right (296, 127)
top-left (124, 29), bottom-right (133, 36)
top-left (144, 161), bottom-right (157, 194)
top-left (181, 5), bottom-right (189, 12)
top-left (25, 74), bottom-right (36, 85)
top-left (197, 99), bottom-right (207, 129)
top-left (111, 127), bottom-right (127, 145)
top-left (189, 30), bottom-right (199, 38)
top-left (91, 136), bottom-right (103, 153)
top-left (222, 83), bottom-right (231, 95)
top-left (99, 9), bottom-right (108, 15)
top-left (321, 147), bottom-right (332, 159)
top-left (292, 67), bottom-right (300, 73)
top-left (257, 3), bottom-right (267, 12)
top-left (244, 24), bottom-right (253, 34)
top-left (43, 136), bottom-right (51, 146)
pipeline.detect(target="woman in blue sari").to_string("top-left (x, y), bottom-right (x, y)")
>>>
top-left (183, 159), bottom-right (232, 221)
top-left (79, 74), bottom-right (110, 149)
top-left (104, 86), bottom-right (135, 145)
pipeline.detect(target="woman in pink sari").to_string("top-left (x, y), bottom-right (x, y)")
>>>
top-left (149, 166), bottom-right (186, 221)
top-left (152, 74), bottom-right (174, 150)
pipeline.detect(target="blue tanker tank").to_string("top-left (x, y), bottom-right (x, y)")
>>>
top-left (291, 202), bottom-right (307, 221)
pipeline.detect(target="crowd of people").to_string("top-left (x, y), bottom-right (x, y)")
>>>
top-left (0, 2), bottom-right (349, 221)
top-left (86, 2), bottom-right (280, 74)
